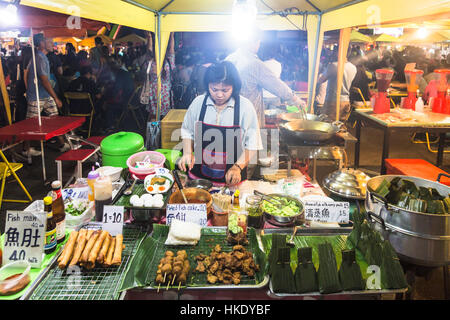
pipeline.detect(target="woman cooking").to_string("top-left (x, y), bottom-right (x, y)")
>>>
top-left (179, 61), bottom-right (262, 186)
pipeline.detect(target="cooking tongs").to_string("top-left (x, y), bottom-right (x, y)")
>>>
top-left (253, 190), bottom-right (283, 209)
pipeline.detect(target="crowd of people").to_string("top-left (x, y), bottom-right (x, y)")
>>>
top-left (0, 30), bottom-right (449, 155)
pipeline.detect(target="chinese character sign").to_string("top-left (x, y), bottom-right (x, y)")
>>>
top-left (3, 211), bottom-right (47, 267)
top-left (303, 201), bottom-right (350, 224)
top-left (166, 204), bottom-right (207, 227)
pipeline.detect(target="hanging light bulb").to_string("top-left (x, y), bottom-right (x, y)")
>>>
top-left (0, 4), bottom-right (18, 26)
top-left (232, 0), bottom-right (258, 41)
top-left (416, 27), bottom-right (428, 39)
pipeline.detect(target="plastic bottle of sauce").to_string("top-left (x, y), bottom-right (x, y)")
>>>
top-left (43, 196), bottom-right (57, 254)
top-left (94, 176), bottom-right (112, 222)
top-left (51, 181), bottom-right (66, 244)
top-left (87, 167), bottom-right (99, 202)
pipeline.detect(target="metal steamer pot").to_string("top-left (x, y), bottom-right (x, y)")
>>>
top-left (365, 174), bottom-right (450, 267)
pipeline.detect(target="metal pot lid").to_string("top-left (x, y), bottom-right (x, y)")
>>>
top-left (323, 169), bottom-right (370, 199)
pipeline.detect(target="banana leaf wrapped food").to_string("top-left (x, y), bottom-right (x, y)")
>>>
top-left (294, 247), bottom-right (318, 294)
top-left (272, 247), bottom-right (296, 293)
top-left (317, 242), bottom-right (341, 294)
top-left (380, 240), bottom-right (408, 289)
top-left (268, 234), bottom-right (287, 275)
top-left (338, 249), bottom-right (365, 291)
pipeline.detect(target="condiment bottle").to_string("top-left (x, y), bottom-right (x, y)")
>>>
top-left (43, 196), bottom-right (57, 254)
top-left (51, 181), bottom-right (66, 244)
top-left (87, 167), bottom-right (99, 202)
top-left (415, 90), bottom-right (424, 113)
top-left (94, 176), bottom-right (112, 222)
top-left (233, 190), bottom-right (240, 211)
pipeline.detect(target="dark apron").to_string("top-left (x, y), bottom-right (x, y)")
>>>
top-left (190, 95), bottom-right (246, 185)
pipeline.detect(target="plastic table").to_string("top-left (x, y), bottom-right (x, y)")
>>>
top-left (353, 109), bottom-right (450, 174)
top-left (0, 116), bottom-right (85, 181)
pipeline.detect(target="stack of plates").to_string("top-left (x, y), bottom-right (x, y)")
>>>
top-left (323, 168), bottom-right (370, 200)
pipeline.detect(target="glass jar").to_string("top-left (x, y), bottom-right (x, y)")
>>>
top-left (246, 195), bottom-right (264, 229)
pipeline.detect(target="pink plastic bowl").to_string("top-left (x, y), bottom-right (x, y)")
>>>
top-left (126, 151), bottom-right (166, 180)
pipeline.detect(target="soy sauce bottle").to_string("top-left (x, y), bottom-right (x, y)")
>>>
top-left (44, 196), bottom-right (57, 254)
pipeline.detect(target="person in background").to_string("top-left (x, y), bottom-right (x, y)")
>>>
top-left (225, 28), bottom-right (304, 128)
top-left (77, 50), bottom-right (90, 68)
top-left (141, 32), bottom-right (175, 120)
top-left (23, 33), bottom-right (69, 156)
top-left (89, 36), bottom-right (104, 70)
top-left (45, 38), bottom-right (63, 96)
top-left (259, 43), bottom-right (283, 109)
top-left (349, 54), bottom-right (371, 108)
top-left (318, 50), bottom-right (357, 121)
top-left (63, 42), bottom-right (78, 73)
top-left (67, 66), bottom-right (101, 114)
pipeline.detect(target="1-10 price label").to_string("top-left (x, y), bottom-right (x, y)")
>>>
top-left (102, 206), bottom-right (124, 236)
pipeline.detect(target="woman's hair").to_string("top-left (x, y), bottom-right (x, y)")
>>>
top-left (203, 61), bottom-right (242, 99)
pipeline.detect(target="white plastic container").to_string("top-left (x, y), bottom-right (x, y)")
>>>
top-left (0, 260), bottom-right (31, 295)
top-left (95, 166), bottom-right (123, 182)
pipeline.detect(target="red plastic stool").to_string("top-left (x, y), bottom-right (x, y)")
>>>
top-left (385, 159), bottom-right (450, 186)
top-left (56, 148), bottom-right (100, 188)
top-left (81, 136), bottom-right (105, 146)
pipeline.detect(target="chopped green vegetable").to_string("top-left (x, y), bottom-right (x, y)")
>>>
top-left (65, 201), bottom-right (88, 216)
top-left (261, 196), bottom-right (300, 217)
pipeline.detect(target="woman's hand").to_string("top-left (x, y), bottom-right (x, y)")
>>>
top-left (178, 154), bottom-right (195, 172)
top-left (225, 165), bottom-right (242, 186)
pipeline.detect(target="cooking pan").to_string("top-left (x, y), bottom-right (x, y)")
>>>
top-left (280, 119), bottom-right (344, 142)
top-left (279, 113), bottom-right (328, 122)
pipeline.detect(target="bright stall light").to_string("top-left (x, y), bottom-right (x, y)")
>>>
top-left (0, 4), bottom-right (18, 26)
top-left (416, 27), bottom-right (428, 39)
top-left (232, 0), bottom-right (257, 41)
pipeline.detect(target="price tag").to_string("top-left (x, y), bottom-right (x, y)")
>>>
top-left (304, 201), bottom-right (350, 224)
top-left (3, 211), bottom-right (47, 268)
top-left (166, 204), bottom-right (208, 227)
top-left (102, 205), bottom-right (124, 236)
top-left (62, 187), bottom-right (89, 201)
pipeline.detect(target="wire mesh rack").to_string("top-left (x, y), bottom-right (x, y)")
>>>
top-left (25, 223), bottom-right (145, 300)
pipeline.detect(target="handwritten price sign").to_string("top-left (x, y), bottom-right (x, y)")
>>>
top-left (304, 201), bottom-right (350, 224)
top-left (102, 206), bottom-right (124, 236)
top-left (166, 204), bottom-right (207, 227)
top-left (3, 211), bottom-right (47, 267)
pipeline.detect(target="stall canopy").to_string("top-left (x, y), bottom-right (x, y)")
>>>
top-left (17, 5), bottom-right (108, 38)
top-left (20, 0), bottom-right (450, 119)
top-left (79, 34), bottom-right (112, 48)
top-left (114, 33), bottom-right (147, 45)
top-left (350, 30), bottom-right (372, 43)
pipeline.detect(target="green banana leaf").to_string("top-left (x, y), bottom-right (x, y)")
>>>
top-left (120, 224), bottom-right (268, 291)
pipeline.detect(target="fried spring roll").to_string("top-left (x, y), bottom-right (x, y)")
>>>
top-left (58, 231), bottom-right (78, 269)
top-left (97, 234), bottom-right (111, 264)
top-left (104, 237), bottom-right (116, 266)
top-left (85, 230), bottom-right (109, 269)
top-left (80, 230), bottom-right (100, 264)
top-left (111, 234), bottom-right (123, 266)
top-left (69, 229), bottom-right (88, 267)
top-left (86, 229), bottom-right (94, 240)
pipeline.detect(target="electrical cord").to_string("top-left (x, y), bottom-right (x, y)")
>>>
top-left (259, 0), bottom-right (307, 31)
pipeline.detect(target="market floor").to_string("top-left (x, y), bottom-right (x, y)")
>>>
top-left (0, 122), bottom-right (448, 300)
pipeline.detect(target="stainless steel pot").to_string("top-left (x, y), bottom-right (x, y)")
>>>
top-left (365, 174), bottom-right (450, 267)
top-left (262, 194), bottom-right (305, 227)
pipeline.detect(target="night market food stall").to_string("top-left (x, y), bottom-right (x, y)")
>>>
top-left (0, 0), bottom-right (449, 301)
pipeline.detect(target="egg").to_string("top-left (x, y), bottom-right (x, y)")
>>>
top-left (144, 198), bottom-right (154, 207)
top-left (130, 195), bottom-right (139, 206)
top-left (141, 194), bottom-right (153, 202)
top-left (154, 199), bottom-right (164, 208)
top-left (134, 198), bottom-right (144, 207)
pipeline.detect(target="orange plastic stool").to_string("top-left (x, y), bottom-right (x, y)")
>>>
top-left (385, 159), bottom-right (450, 186)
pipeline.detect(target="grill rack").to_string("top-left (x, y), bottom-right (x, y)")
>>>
top-left (22, 223), bottom-right (145, 300)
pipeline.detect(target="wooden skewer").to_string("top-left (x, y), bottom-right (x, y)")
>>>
top-left (166, 281), bottom-right (170, 291)
top-left (178, 282), bottom-right (181, 291)
top-left (171, 274), bottom-right (177, 285)
top-left (157, 283), bottom-right (161, 293)
top-left (163, 273), bottom-right (167, 283)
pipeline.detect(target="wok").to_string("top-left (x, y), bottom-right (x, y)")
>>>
top-left (280, 119), bottom-right (343, 142)
top-left (279, 113), bottom-right (328, 122)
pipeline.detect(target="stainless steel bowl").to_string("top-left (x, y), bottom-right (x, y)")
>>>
top-left (185, 179), bottom-right (213, 191)
top-left (262, 194), bottom-right (304, 227)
